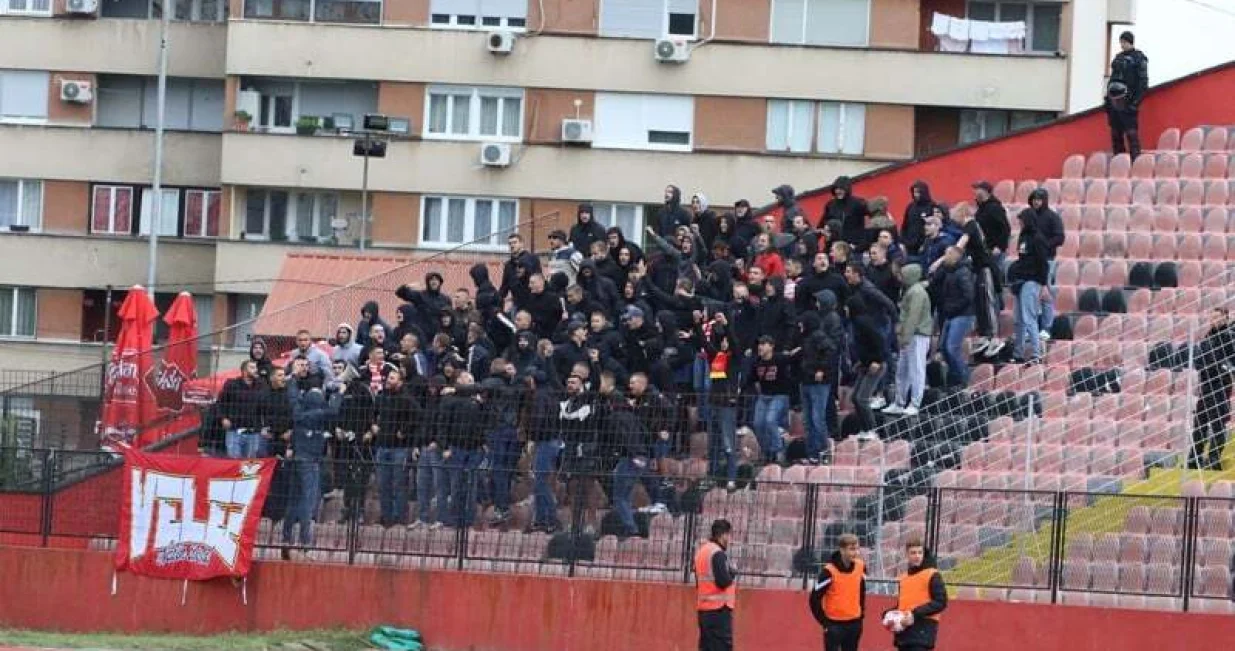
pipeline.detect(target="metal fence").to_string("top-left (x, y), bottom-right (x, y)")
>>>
top-left (5, 450), bottom-right (1232, 611)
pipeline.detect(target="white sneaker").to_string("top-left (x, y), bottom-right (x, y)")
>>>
top-left (856, 431), bottom-right (881, 442)
top-left (973, 337), bottom-right (989, 353)
top-left (869, 396), bottom-right (887, 410)
top-left (1039, 330), bottom-right (1051, 342)
top-left (882, 404), bottom-right (905, 415)
top-left (647, 502), bottom-right (668, 514)
top-left (985, 339), bottom-right (1006, 357)
top-left (903, 406), bottom-right (920, 417)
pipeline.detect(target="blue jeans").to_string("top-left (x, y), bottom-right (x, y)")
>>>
top-left (375, 447), bottom-right (409, 524)
top-left (612, 457), bottom-right (646, 535)
top-left (941, 316), bottom-right (976, 388)
top-left (486, 427), bottom-right (519, 512)
top-left (225, 429), bottom-right (265, 459)
top-left (443, 448), bottom-right (484, 528)
top-left (415, 447), bottom-right (443, 524)
top-left (283, 459), bottom-right (320, 546)
top-left (753, 395), bottom-right (789, 461)
top-left (532, 439), bottom-right (563, 528)
top-left (1016, 281), bottom-right (1044, 360)
top-left (800, 384), bottom-right (832, 460)
top-left (1039, 259), bottom-right (1058, 332)
top-left (707, 405), bottom-right (738, 483)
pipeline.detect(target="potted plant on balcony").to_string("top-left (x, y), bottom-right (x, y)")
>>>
top-left (234, 110), bottom-right (252, 132)
top-left (296, 116), bottom-right (320, 136)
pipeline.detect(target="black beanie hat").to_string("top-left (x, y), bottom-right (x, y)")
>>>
top-left (1119, 31), bottom-right (1134, 45)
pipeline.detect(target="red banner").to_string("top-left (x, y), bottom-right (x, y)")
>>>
top-left (114, 448), bottom-right (274, 581)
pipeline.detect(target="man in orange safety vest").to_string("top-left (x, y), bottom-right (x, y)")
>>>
top-left (887, 538), bottom-right (948, 651)
top-left (695, 518), bottom-right (737, 651)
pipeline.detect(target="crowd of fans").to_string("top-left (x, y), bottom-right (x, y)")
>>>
top-left (206, 178), bottom-right (1070, 549)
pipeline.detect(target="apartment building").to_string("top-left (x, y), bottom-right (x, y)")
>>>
top-left (0, 0), bottom-right (1133, 369)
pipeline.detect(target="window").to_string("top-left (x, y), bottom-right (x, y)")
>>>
top-left (102, 0), bottom-right (224, 20)
top-left (0, 179), bottom-right (42, 231)
top-left (424, 86), bottom-right (523, 141)
top-left (966, 1), bottom-right (1061, 52)
top-left (231, 294), bottom-right (266, 348)
top-left (593, 203), bottom-right (644, 240)
top-left (817, 102), bottom-right (865, 155)
top-left (593, 93), bottom-right (693, 151)
top-left (1, 0), bottom-right (52, 16)
top-left (421, 196), bottom-right (517, 249)
top-left (0, 287), bottom-right (35, 339)
top-left (0, 70), bottom-right (49, 123)
top-left (600, 0), bottom-right (697, 39)
top-left (139, 188), bottom-right (181, 237)
top-left (95, 76), bottom-right (224, 132)
top-left (771, 0), bottom-right (870, 47)
top-left (244, 189), bottom-right (338, 242)
top-left (91, 186), bottom-right (135, 235)
top-left (766, 100), bottom-right (815, 153)
top-left (258, 83), bottom-right (296, 132)
top-left (184, 190), bottom-right (222, 238)
top-left (430, 0), bottom-right (527, 29)
top-left (242, 0), bottom-right (379, 23)
top-left (959, 109), bottom-right (1054, 145)
top-left (239, 78), bottom-right (378, 134)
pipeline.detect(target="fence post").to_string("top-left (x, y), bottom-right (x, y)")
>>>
top-left (800, 483), bottom-right (818, 591)
top-left (39, 449), bottom-right (56, 547)
top-left (924, 486), bottom-right (941, 553)
top-left (99, 285), bottom-right (114, 403)
top-left (681, 506), bottom-right (698, 585)
top-left (1048, 490), bottom-right (1067, 604)
top-left (1180, 496), bottom-right (1199, 612)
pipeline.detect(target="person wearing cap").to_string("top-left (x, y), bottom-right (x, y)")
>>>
top-left (695, 519), bottom-right (737, 651)
top-left (546, 229), bottom-right (582, 286)
top-left (1106, 30), bottom-right (1148, 159)
top-left (971, 181), bottom-right (1010, 280)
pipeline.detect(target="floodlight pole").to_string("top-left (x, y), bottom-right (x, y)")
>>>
top-left (359, 132), bottom-right (370, 252)
top-left (146, 6), bottom-right (170, 297)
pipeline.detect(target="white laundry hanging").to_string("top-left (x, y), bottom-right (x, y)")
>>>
top-left (931, 12), bottom-right (969, 52)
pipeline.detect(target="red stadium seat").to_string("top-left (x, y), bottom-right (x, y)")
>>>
top-left (1127, 232), bottom-right (1153, 259)
top-left (1014, 180), bottom-right (1038, 204)
top-left (1154, 206), bottom-right (1179, 232)
top-left (994, 179), bottom-right (1016, 204)
top-left (1108, 153), bottom-right (1132, 179)
top-left (1180, 153), bottom-right (1205, 179)
top-left (1084, 152), bottom-right (1109, 178)
top-left (1203, 153), bottom-right (1229, 179)
top-left (1157, 128), bottom-right (1181, 150)
top-left (1204, 127), bottom-right (1229, 151)
top-left (1083, 179), bottom-right (1107, 205)
top-left (1178, 207), bottom-right (1204, 232)
top-left (1107, 179), bottom-right (1132, 205)
top-left (1202, 234), bottom-right (1228, 261)
top-left (1153, 153), bottom-right (1180, 178)
top-left (1132, 180), bottom-right (1157, 206)
top-left (1055, 259), bottom-right (1079, 285)
top-left (1180, 180), bottom-right (1205, 206)
top-left (1206, 180), bottom-right (1230, 206)
top-left (1060, 206), bottom-right (1082, 231)
top-left (1204, 208), bottom-right (1229, 233)
top-left (1177, 260), bottom-right (1203, 287)
top-left (1103, 232), bottom-right (1127, 258)
top-left (1062, 154), bottom-right (1085, 179)
top-left (1106, 206), bottom-right (1129, 231)
top-left (1101, 260), bottom-right (1128, 287)
top-left (1158, 179), bottom-right (1181, 205)
top-left (1153, 234), bottom-right (1178, 260)
top-left (1180, 127), bottom-right (1205, 152)
top-left (1130, 154), bottom-right (1156, 179)
top-left (1178, 233), bottom-right (1204, 260)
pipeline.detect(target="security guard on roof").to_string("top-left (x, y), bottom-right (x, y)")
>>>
top-left (695, 518), bottom-right (737, 651)
top-left (809, 533), bottom-right (867, 651)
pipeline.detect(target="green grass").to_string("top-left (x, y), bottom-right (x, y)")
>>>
top-left (0, 629), bottom-right (374, 650)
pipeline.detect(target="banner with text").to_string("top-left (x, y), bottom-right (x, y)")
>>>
top-left (115, 448), bottom-right (274, 580)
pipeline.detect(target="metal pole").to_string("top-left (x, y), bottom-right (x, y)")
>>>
top-left (146, 6), bottom-right (171, 295)
top-left (359, 134), bottom-right (370, 252)
top-left (99, 285), bottom-right (114, 402)
top-left (1184, 326), bottom-right (1197, 481)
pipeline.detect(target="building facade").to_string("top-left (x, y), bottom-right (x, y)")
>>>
top-left (0, 0), bottom-right (1132, 368)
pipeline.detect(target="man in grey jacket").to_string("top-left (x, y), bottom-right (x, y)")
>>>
top-left (885, 264), bottom-right (932, 416)
top-left (332, 323), bottom-right (362, 368)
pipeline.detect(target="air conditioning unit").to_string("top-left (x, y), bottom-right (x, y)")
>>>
top-left (60, 80), bottom-right (94, 104)
top-left (561, 118), bottom-right (593, 144)
top-left (480, 142), bottom-right (512, 167)
top-left (487, 31), bottom-right (515, 55)
top-left (65, 0), bottom-right (98, 14)
top-left (654, 38), bottom-right (690, 63)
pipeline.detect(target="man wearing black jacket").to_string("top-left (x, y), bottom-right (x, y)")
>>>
top-left (1007, 209), bottom-right (1052, 364)
top-left (1190, 308), bottom-right (1235, 470)
top-left (499, 233), bottom-right (541, 303)
top-left (396, 273), bottom-right (450, 339)
top-left (436, 372), bottom-right (488, 530)
top-left (772, 184), bottom-right (804, 232)
top-left (219, 360), bottom-right (268, 459)
top-left (371, 369), bottom-right (416, 527)
top-left (570, 203), bottom-right (607, 254)
top-left (931, 247), bottom-right (976, 388)
top-left (800, 309), bottom-right (839, 464)
top-left (848, 295), bottom-right (887, 440)
top-left (810, 534), bottom-right (867, 651)
top-left (901, 181), bottom-right (936, 256)
top-left (657, 185), bottom-right (692, 236)
top-left (514, 273), bottom-right (564, 340)
top-left (1106, 31), bottom-right (1149, 159)
top-left (1020, 189), bottom-right (1064, 341)
top-left (824, 176), bottom-right (870, 249)
top-left (888, 540), bottom-right (947, 651)
top-left (480, 359), bottom-right (523, 524)
top-left (333, 375), bottom-right (374, 524)
top-left (796, 252), bottom-right (848, 315)
top-left (972, 181), bottom-right (1011, 275)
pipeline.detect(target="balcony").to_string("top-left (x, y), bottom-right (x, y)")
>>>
top-left (0, 232), bottom-right (215, 289)
top-left (225, 22), bottom-right (1068, 112)
top-left (219, 132), bottom-right (885, 205)
top-left (0, 18), bottom-right (226, 78)
top-left (0, 125), bottom-right (221, 186)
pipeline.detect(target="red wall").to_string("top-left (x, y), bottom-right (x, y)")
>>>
top-left (781, 62), bottom-right (1235, 221)
top-left (1, 547), bottom-right (1232, 651)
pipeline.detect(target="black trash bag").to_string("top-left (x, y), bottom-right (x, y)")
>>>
top-left (840, 413), bottom-right (864, 439)
top-left (547, 531), bottom-right (596, 562)
top-left (1102, 288), bottom-right (1128, 314)
top-left (1128, 261), bottom-right (1155, 288)
top-left (1050, 315), bottom-right (1075, 341)
top-left (1153, 261), bottom-right (1179, 288)
top-left (1078, 288), bottom-right (1103, 313)
top-left (926, 360), bottom-right (948, 389)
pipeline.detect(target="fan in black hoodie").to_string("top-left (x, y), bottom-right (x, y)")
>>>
top-left (1007, 210), bottom-right (1051, 363)
top-left (796, 252), bottom-right (848, 315)
top-left (772, 184), bottom-right (805, 231)
top-left (356, 301), bottom-right (391, 349)
top-left (848, 294), bottom-right (886, 436)
top-left (396, 272), bottom-right (450, 338)
top-left (570, 203), bottom-right (608, 254)
top-left (577, 258), bottom-right (620, 315)
top-left (470, 263), bottom-right (500, 321)
top-left (901, 181), bottom-right (935, 256)
top-left (606, 227), bottom-right (644, 267)
top-left (824, 176), bottom-right (871, 250)
top-left (513, 273), bottom-right (564, 341)
top-left (333, 377), bottom-right (375, 523)
top-left (435, 376), bottom-right (489, 528)
top-left (656, 185), bottom-right (692, 236)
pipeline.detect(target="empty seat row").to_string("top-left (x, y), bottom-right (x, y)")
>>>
top-left (1062, 151), bottom-right (1235, 181)
top-left (1066, 532), bottom-right (1187, 565)
top-left (1156, 126), bottom-right (1235, 153)
top-left (1055, 231), bottom-right (1235, 261)
top-left (935, 469), bottom-right (1123, 496)
top-left (1058, 206), bottom-right (1235, 234)
top-left (1041, 178), bottom-right (1234, 207)
top-left (1060, 559), bottom-right (1183, 594)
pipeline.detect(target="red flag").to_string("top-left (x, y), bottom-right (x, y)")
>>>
top-left (114, 448), bottom-right (274, 581)
top-left (100, 286), bottom-right (159, 448)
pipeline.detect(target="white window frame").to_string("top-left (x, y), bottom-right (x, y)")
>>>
top-left (184, 189), bottom-right (222, 238)
top-left (816, 101), bottom-right (865, 156)
top-left (965, 1), bottom-right (1061, 53)
top-left (419, 195), bottom-right (518, 251)
top-left (256, 82), bottom-right (297, 134)
top-left (599, 0), bottom-right (698, 40)
top-left (173, 0), bottom-right (226, 22)
top-left (0, 0), bottom-right (52, 17)
top-left (243, 189), bottom-right (338, 242)
top-left (592, 203), bottom-right (644, 240)
top-left (0, 70), bottom-right (50, 125)
top-left (0, 178), bottom-right (43, 232)
top-left (0, 286), bottom-right (36, 339)
top-left (765, 99), bottom-right (815, 153)
top-left (91, 185), bottom-right (135, 235)
top-left (423, 85), bottom-right (524, 142)
top-left (770, 0), bottom-right (871, 47)
top-left (593, 92), bottom-right (694, 153)
top-left (288, 191), bottom-right (338, 242)
top-left (429, 0), bottom-right (527, 31)
top-left (139, 187), bottom-right (181, 237)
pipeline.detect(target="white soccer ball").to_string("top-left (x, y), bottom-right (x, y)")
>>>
top-left (882, 610), bottom-right (907, 633)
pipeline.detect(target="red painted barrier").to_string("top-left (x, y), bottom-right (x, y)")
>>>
top-left (0, 546), bottom-right (1231, 650)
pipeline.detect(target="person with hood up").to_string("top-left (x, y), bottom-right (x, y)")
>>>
top-left (886, 539), bottom-right (947, 651)
top-left (577, 257), bottom-right (620, 315)
top-left (510, 329), bottom-right (551, 387)
top-left (901, 181), bottom-right (935, 256)
top-left (333, 374), bottom-right (374, 524)
top-left (848, 294), bottom-right (887, 440)
top-left (499, 233), bottom-right (541, 302)
top-left (691, 193), bottom-right (720, 250)
top-left (823, 176), bottom-right (871, 250)
top-left (771, 184), bottom-right (804, 232)
top-left (1006, 208), bottom-right (1052, 364)
top-left (972, 181), bottom-right (1011, 276)
top-left (884, 264), bottom-right (932, 417)
top-left (479, 359), bottom-right (523, 524)
top-left (282, 386), bottom-right (342, 552)
top-left (799, 306), bottom-right (839, 464)
top-left (396, 272), bottom-right (450, 338)
top-left (435, 372), bottom-right (488, 529)
top-left (1018, 188), bottom-right (1065, 341)
top-left (332, 324), bottom-right (362, 368)
top-left (369, 369), bottom-right (417, 526)
top-left (606, 227), bottom-right (645, 268)
top-left (569, 203), bottom-right (608, 254)
top-left (809, 533), bottom-right (867, 651)
top-left (391, 304), bottom-right (426, 352)
top-left (946, 204), bottom-right (1002, 359)
top-left (1189, 308), bottom-right (1235, 470)
top-left (1106, 31), bottom-right (1149, 159)
top-left (357, 301), bottom-right (390, 349)
top-left (657, 185), bottom-right (692, 236)
top-left (470, 263), bottom-right (500, 320)
top-left (930, 247), bottom-right (976, 388)
top-left (248, 338), bottom-right (274, 384)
